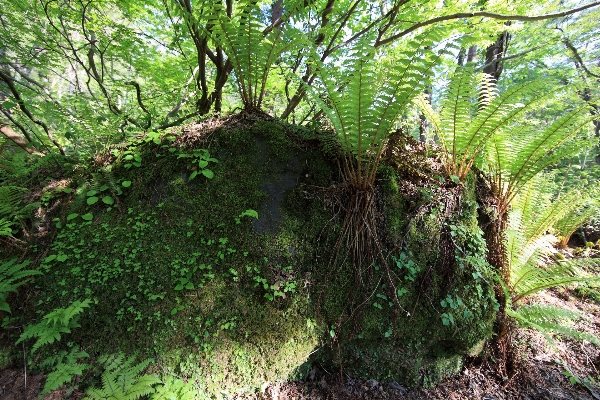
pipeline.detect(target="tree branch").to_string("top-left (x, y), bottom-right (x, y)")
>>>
top-left (125, 81), bottom-right (152, 129)
top-left (563, 37), bottom-right (600, 79)
top-left (0, 71), bottom-right (64, 155)
top-left (376, 1), bottom-right (600, 47)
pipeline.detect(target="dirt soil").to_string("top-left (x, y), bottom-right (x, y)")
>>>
top-left (2, 286), bottom-right (600, 400)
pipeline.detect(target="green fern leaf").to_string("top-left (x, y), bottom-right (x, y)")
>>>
top-left (85, 354), bottom-right (159, 400)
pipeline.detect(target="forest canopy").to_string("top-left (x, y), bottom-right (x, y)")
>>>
top-left (1, 0), bottom-right (599, 156)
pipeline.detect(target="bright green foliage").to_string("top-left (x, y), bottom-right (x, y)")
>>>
top-left (418, 66), bottom-right (547, 180)
top-left (176, 149), bottom-right (218, 180)
top-left (209, 0), bottom-right (303, 109)
top-left (507, 304), bottom-right (600, 346)
top-left (308, 33), bottom-right (444, 188)
top-left (152, 375), bottom-right (197, 400)
top-left (84, 353), bottom-right (160, 400)
top-left (16, 299), bottom-right (91, 354)
top-left (486, 103), bottom-right (595, 214)
top-left (554, 182), bottom-right (600, 247)
top-left (505, 179), bottom-right (600, 344)
top-left (39, 346), bottom-right (90, 397)
top-left (0, 258), bottom-right (42, 313)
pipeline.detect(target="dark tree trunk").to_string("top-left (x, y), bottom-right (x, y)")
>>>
top-left (483, 32), bottom-right (510, 81)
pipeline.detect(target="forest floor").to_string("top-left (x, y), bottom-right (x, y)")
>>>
top-left (1, 255), bottom-right (600, 399)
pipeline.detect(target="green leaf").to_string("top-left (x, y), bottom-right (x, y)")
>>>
top-left (44, 255), bottom-right (57, 262)
top-left (185, 282), bottom-right (194, 290)
top-left (174, 284), bottom-right (184, 291)
top-left (2, 100), bottom-right (18, 109)
top-left (198, 160), bottom-right (209, 169)
top-left (99, 185), bottom-right (109, 192)
top-left (57, 254), bottom-right (68, 262)
top-left (201, 169), bottom-right (214, 179)
top-left (121, 181), bottom-right (131, 188)
top-left (102, 196), bottom-right (114, 205)
top-left (67, 213), bottom-right (79, 221)
top-left (62, 188), bottom-right (73, 194)
top-left (81, 213), bottom-right (93, 221)
top-left (86, 190), bottom-right (97, 197)
top-left (189, 171), bottom-right (198, 181)
top-left (87, 197), bottom-right (99, 205)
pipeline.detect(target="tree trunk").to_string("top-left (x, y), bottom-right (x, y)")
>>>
top-left (483, 32), bottom-right (510, 81)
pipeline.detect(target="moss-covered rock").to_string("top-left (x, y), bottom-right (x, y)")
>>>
top-left (18, 115), bottom-right (496, 395)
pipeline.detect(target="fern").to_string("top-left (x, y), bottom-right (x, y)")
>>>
top-left (419, 65), bottom-right (547, 180)
top-left (0, 258), bottom-right (41, 313)
top-left (0, 216), bottom-right (14, 236)
top-left (16, 298), bottom-right (91, 354)
top-left (508, 304), bottom-right (600, 345)
top-left (0, 185), bottom-right (27, 218)
top-left (307, 32), bottom-right (445, 189)
top-left (487, 103), bottom-right (595, 213)
top-left (209, 0), bottom-right (304, 109)
top-left (85, 353), bottom-right (160, 400)
top-left (554, 182), bottom-right (600, 247)
top-left (151, 375), bottom-right (197, 400)
top-left (40, 346), bottom-right (90, 397)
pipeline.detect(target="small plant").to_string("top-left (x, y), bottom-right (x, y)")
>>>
top-left (39, 346), bottom-right (90, 397)
top-left (235, 209), bottom-right (258, 224)
top-left (0, 258), bottom-right (42, 313)
top-left (16, 298), bottom-right (91, 354)
top-left (177, 149), bottom-right (218, 180)
top-left (84, 353), bottom-right (160, 400)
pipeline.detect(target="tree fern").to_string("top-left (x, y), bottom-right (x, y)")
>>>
top-left (419, 65), bottom-right (547, 181)
top-left (554, 182), bottom-right (600, 247)
top-left (85, 353), bottom-right (160, 400)
top-left (508, 304), bottom-right (600, 346)
top-left (16, 298), bottom-right (91, 354)
top-left (209, 0), bottom-right (303, 110)
top-left (488, 103), bottom-right (595, 214)
top-left (504, 180), bottom-right (600, 346)
top-left (306, 32), bottom-right (445, 189)
top-left (0, 258), bottom-right (41, 313)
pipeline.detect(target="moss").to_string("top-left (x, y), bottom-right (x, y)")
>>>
top-left (10, 117), bottom-right (497, 393)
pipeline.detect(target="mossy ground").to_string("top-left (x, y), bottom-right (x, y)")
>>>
top-left (1, 116), bottom-right (497, 396)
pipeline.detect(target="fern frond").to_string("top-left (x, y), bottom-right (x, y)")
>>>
top-left (16, 298), bottom-right (91, 353)
top-left (41, 347), bottom-right (90, 397)
top-left (512, 258), bottom-right (600, 303)
top-left (508, 304), bottom-right (600, 345)
top-left (85, 353), bottom-right (159, 400)
top-left (151, 375), bottom-right (198, 400)
top-left (0, 258), bottom-right (41, 313)
top-left (504, 104), bottom-right (594, 203)
top-left (0, 217), bottom-right (15, 236)
top-left (0, 185), bottom-right (27, 217)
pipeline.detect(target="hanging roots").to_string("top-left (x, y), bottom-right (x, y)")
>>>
top-left (319, 185), bottom-right (409, 344)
